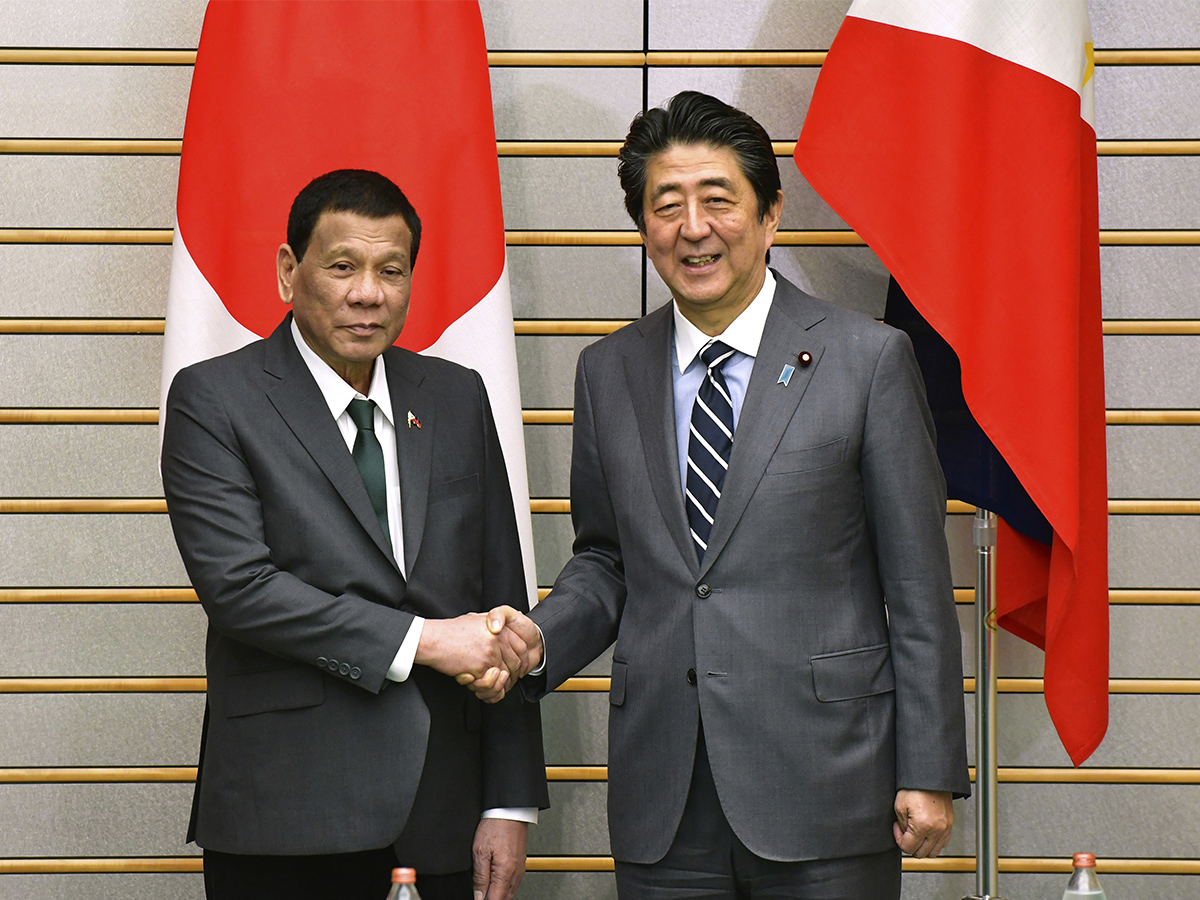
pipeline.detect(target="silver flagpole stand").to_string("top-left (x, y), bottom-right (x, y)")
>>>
top-left (962, 509), bottom-right (1006, 900)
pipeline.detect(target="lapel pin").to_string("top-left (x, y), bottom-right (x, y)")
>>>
top-left (798, 351), bottom-right (813, 368)
top-left (778, 364), bottom-right (795, 386)
top-left (407, 411), bottom-right (421, 429)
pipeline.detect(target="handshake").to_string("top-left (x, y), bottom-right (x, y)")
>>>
top-left (415, 606), bottom-right (543, 703)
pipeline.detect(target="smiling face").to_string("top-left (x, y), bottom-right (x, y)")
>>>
top-left (277, 209), bottom-right (413, 393)
top-left (641, 142), bottom-right (782, 335)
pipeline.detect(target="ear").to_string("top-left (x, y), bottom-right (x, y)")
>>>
top-left (277, 244), bottom-right (298, 304)
top-left (763, 190), bottom-right (784, 246)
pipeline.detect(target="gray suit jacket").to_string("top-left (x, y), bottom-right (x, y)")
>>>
top-left (162, 316), bottom-right (547, 870)
top-left (527, 274), bottom-right (969, 864)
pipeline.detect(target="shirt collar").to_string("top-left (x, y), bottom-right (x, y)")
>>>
top-left (290, 317), bottom-right (394, 426)
top-left (673, 268), bottom-right (776, 374)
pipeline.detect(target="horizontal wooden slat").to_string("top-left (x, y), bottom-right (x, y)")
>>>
top-left (961, 678), bottom-right (1200, 695)
top-left (0, 229), bottom-right (172, 244)
top-left (0, 855), bottom-right (1195, 876)
top-left (1092, 49), bottom-right (1200, 65)
top-left (504, 230), bottom-right (641, 246)
top-left (1102, 319), bottom-right (1200, 334)
top-left (0, 677), bottom-right (206, 693)
top-left (0, 139), bottom-right (181, 155)
top-left (1109, 589), bottom-right (1200, 604)
top-left (0, 408), bottom-right (158, 423)
top-left (0, 588), bottom-right (197, 603)
top-left (530, 499), bottom-right (570, 514)
top-left (545, 766), bottom-right (607, 782)
top-left (0, 767), bottom-right (196, 784)
top-left (1100, 230), bottom-right (1200, 245)
top-left (0, 318), bottom-right (165, 334)
top-left (1107, 409), bottom-right (1200, 424)
top-left (514, 319), bottom-right (630, 335)
top-left (1098, 139), bottom-right (1200, 156)
top-left (523, 409), bottom-right (574, 425)
top-left (0, 48), bottom-right (198, 65)
top-left (555, 677), bottom-right (611, 692)
top-left (992, 767), bottom-right (1200, 785)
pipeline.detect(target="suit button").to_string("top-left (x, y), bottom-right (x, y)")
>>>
top-left (686, 668), bottom-right (697, 685)
top-left (350, 667), bottom-right (361, 680)
top-left (339, 663), bottom-right (351, 676)
top-left (316, 657), bottom-right (327, 667)
top-left (327, 658), bottom-right (339, 671)
top-left (695, 583), bottom-right (711, 599)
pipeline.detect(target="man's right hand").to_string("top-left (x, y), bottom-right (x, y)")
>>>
top-left (455, 606), bottom-right (544, 703)
top-left (415, 612), bottom-right (517, 695)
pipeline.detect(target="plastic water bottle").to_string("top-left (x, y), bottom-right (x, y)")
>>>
top-left (386, 867), bottom-right (421, 900)
top-left (1062, 853), bottom-right (1106, 899)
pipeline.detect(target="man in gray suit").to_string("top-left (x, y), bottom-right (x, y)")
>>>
top-left (162, 169), bottom-right (547, 900)
top-left (476, 92), bottom-right (970, 898)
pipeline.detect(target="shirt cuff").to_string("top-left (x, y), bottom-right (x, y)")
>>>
top-left (482, 807), bottom-right (538, 824)
top-left (386, 617), bottom-right (425, 682)
top-left (528, 622), bottom-right (546, 676)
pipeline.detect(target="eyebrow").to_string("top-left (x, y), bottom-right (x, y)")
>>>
top-left (649, 176), bottom-right (737, 203)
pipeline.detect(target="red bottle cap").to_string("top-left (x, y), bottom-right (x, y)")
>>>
top-left (392, 867), bottom-right (417, 884)
top-left (1073, 853), bottom-right (1097, 868)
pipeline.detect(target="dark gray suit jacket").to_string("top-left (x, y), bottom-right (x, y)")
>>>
top-left (527, 274), bottom-right (969, 864)
top-left (162, 316), bottom-right (547, 871)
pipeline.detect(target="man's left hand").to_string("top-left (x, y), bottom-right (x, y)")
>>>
top-left (472, 818), bottom-right (528, 900)
top-left (893, 789), bottom-right (954, 858)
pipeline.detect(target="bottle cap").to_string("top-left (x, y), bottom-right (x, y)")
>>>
top-left (392, 867), bottom-right (417, 884)
top-left (1073, 853), bottom-right (1097, 868)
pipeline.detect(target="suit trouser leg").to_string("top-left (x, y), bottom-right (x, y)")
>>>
top-left (203, 847), bottom-right (473, 900)
top-left (614, 726), bottom-right (901, 900)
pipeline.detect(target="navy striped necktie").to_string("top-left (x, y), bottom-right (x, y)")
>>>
top-left (686, 340), bottom-right (736, 562)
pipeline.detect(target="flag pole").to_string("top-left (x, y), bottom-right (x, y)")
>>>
top-left (962, 508), bottom-right (1005, 900)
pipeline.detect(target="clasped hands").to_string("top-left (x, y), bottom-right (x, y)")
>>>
top-left (415, 606), bottom-right (542, 702)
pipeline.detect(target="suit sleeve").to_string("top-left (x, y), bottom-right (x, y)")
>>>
top-left (524, 348), bottom-right (627, 698)
top-left (162, 364), bottom-right (413, 695)
top-left (860, 329), bottom-right (971, 798)
top-left (472, 372), bottom-right (549, 810)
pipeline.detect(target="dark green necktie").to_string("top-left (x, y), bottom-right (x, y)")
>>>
top-left (347, 398), bottom-right (391, 545)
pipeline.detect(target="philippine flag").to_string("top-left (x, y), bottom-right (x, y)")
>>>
top-left (159, 0), bottom-right (537, 602)
top-left (796, 0), bottom-right (1107, 765)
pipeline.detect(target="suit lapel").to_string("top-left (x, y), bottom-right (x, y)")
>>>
top-left (263, 319), bottom-right (398, 566)
top-left (699, 278), bottom-right (828, 577)
top-left (385, 349), bottom-right (434, 576)
top-left (624, 305), bottom-right (699, 574)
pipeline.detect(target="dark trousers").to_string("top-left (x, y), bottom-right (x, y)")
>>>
top-left (615, 729), bottom-right (902, 900)
top-left (203, 847), bottom-right (473, 900)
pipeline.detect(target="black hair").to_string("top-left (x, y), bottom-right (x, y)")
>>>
top-left (617, 91), bottom-right (781, 232)
top-left (286, 169), bottom-right (422, 264)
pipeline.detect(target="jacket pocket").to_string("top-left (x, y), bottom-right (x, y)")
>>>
top-left (609, 660), bottom-right (628, 707)
top-left (810, 643), bottom-right (895, 702)
top-left (428, 473), bottom-right (480, 504)
top-left (764, 437), bottom-right (847, 476)
top-left (223, 665), bottom-right (325, 718)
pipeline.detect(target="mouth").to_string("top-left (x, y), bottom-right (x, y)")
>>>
top-left (343, 323), bottom-right (383, 337)
top-left (682, 254), bottom-right (720, 268)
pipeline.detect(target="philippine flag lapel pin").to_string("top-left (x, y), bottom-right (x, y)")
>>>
top-left (407, 410), bottom-right (421, 429)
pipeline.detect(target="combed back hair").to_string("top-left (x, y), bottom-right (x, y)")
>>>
top-left (617, 91), bottom-right (781, 232)
top-left (287, 169), bottom-right (422, 264)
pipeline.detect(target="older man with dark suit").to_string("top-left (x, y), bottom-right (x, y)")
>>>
top-left (475, 92), bottom-right (970, 898)
top-left (162, 169), bottom-right (547, 900)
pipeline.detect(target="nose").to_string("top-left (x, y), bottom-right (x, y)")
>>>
top-left (347, 271), bottom-right (385, 305)
top-left (679, 200), bottom-right (711, 242)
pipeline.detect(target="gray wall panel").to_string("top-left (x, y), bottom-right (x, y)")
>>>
top-left (527, 782), bottom-right (609, 855)
top-left (0, 514), bottom-right (188, 587)
top-left (481, 0), bottom-right (643, 51)
top-left (507, 246), bottom-right (643, 320)
top-left (1094, 66), bottom-right (1200, 139)
top-left (1108, 425), bottom-right (1200, 498)
top-left (0, 693), bottom-right (203, 766)
top-left (0, 0), bottom-right (205, 46)
top-left (541, 692), bottom-right (609, 766)
top-left (647, 67), bottom-right (821, 140)
top-left (961, 603), bottom-right (1200, 679)
top-left (0, 245), bottom-right (173, 318)
top-left (490, 68), bottom-right (643, 140)
top-left (947, 514), bottom-right (976, 588)
top-left (0, 156), bottom-right (178, 228)
top-left (0, 604), bottom-right (206, 677)
top-left (649, 0), bottom-right (850, 50)
top-left (519, 873), bottom-right (616, 900)
top-left (1103, 335), bottom-right (1200, 410)
top-left (0, 783), bottom-right (197, 856)
top-left (902, 873), bottom-right (1200, 900)
top-left (1110, 516), bottom-right (1200, 588)
top-left (532, 513), bottom-right (575, 587)
top-left (515, 335), bottom-right (598, 409)
top-left (0, 335), bottom-right (161, 407)
top-left (498, 158), bottom-right (631, 230)
top-left (0, 874), bottom-right (204, 900)
top-left (0, 425), bottom-right (161, 497)
top-left (1101, 246), bottom-right (1200, 320)
top-left (0, 65), bottom-right (191, 139)
top-left (1098, 156), bottom-right (1200, 230)
top-left (524, 424), bottom-right (572, 499)
top-left (1091, 0), bottom-right (1200, 48)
